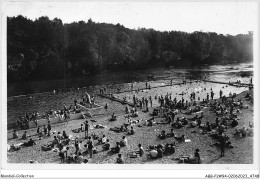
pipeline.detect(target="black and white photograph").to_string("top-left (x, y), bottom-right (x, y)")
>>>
top-left (1, 1), bottom-right (259, 178)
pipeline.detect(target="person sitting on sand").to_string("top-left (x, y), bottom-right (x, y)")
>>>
top-left (52, 136), bottom-right (59, 146)
top-left (164, 143), bottom-right (175, 155)
top-left (22, 138), bottom-right (36, 147)
top-left (131, 109), bottom-right (138, 117)
top-left (190, 149), bottom-right (200, 164)
top-left (175, 135), bottom-right (185, 143)
top-left (119, 136), bottom-right (128, 147)
top-left (240, 126), bottom-right (247, 137)
top-left (13, 130), bottom-right (18, 139)
top-left (98, 135), bottom-right (107, 144)
top-left (104, 103), bottom-right (108, 110)
top-left (179, 148), bottom-right (200, 164)
top-left (102, 139), bottom-right (110, 151)
top-left (77, 152), bottom-right (84, 164)
top-left (116, 125), bottom-right (124, 133)
top-left (157, 145), bottom-right (163, 158)
top-left (22, 131), bottom-right (27, 140)
top-left (151, 109), bottom-right (159, 116)
top-left (166, 129), bottom-right (175, 137)
top-left (127, 126), bottom-right (134, 135)
top-left (78, 124), bottom-right (83, 132)
top-left (164, 143), bottom-right (171, 155)
top-left (110, 113), bottom-right (117, 121)
top-left (110, 142), bottom-right (121, 154)
top-left (61, 131), bottom-right (69, 139)
top-left (245, 93), bottom-right (253, 100)
top-left (247, 124), bottom-right (253, 136)
top-left (173, 118), bottom-right (184, 129)
top-left (170, 144), bottom-right (175, 154)
top-left (116, 154), bottom-right (124, 164)
top-left (204, 122), bottom-right (212, 132)
top-left (135, 144), bottom-right (145, 157)
top-left (189, 120), bottom-right (198, 128)
top-left (158, 130), bottom-right (166, 139)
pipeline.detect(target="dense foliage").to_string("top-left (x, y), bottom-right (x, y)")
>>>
top-left (7, 15), bottom-right (253, 81)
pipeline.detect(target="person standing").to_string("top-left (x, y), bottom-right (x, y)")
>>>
top-left (87, 136), bottom-right (94, 158)
top-left (219, 134), bottom-right (226, 157)
top-left (17, 115), bottom-right (23, 129)
top-left (43, 125), bottom-right (48, 136)
top-left (211, 91), bottom-right (214, 100)
top-left (75, 138), bottom-right (80, 155)
top-left (84, 120), bottom-right (89, 139)
top-left (219, 90), bottom-right (223, 98)
top-left (145, 98), bottom-right (148, 109)
top-left (59, 147), bottom-right (69, 163)
top-left (194, 149), bottom-right (200, 164)
top-left (47, 121), bottom-right (52, 136)
top-left (149, 96), bottom-right (152, 107)
top-left (137, 144), bottom-right (144, 157)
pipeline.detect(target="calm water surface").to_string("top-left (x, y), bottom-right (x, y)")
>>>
top-left (7, 63), bottom-right (253, 97)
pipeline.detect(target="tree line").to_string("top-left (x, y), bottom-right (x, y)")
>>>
top-left (7, 15), bottom-right (253, 81)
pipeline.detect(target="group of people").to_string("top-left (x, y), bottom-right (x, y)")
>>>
top-left (10, 78), bottom-right (253, 164)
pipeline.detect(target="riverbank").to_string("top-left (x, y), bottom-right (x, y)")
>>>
top-left (7, 85), bottom-right (253, 164)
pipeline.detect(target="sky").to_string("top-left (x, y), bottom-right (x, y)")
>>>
top-left (3, 1), bottom-right (259, 35)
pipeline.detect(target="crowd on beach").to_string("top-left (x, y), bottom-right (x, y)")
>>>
top-left (15, 92), bottom-right (97, 130)
top-left (9, 79), bottom-right (254, 164)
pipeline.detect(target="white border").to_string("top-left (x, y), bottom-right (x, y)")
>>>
top-left (1, 0), bottom-right (259, 178)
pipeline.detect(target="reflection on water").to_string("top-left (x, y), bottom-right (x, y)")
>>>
top-left (7, 63), bottom-right (253, 97)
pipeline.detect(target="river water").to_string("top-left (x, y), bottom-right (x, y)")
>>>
top-left (7, 63), bottom-right (253, 97)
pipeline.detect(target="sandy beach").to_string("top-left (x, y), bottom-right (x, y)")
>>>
top-left (7, 80), bottom-right (253, 164)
